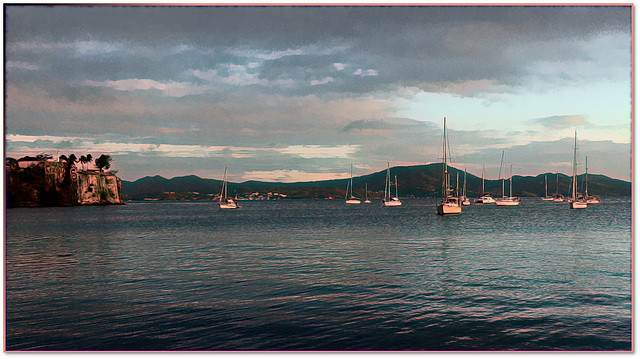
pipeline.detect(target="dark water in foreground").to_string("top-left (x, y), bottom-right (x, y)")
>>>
top-left (5, 198), bottom-right (632, 351)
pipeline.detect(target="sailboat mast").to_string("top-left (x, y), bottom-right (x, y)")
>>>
top-left (545, 175), bottom-right (548, 197)
top-left (220, 167), bottom-right (228, 202)
top-left (499, 151), bottom-right (505, 198)
top-left (509, 165), bottom-right (513, 198)
top-left (442, 118), bottom-right (448, 198)
top-left (387, 162), bottom-right (390, 201)
top-left (585, 156), bottom-right (589, 197)
top-left (481, 164), bottom-right (485, 194)
top-left (395, 175), bottom-right (398, 198)
top-left (463, 168), bottom-right (467, 197)
top-left (571, 130), bottom-right (578, 199)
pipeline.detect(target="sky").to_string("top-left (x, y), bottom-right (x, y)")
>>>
top-left (4, 4), bottom-right (633, 182)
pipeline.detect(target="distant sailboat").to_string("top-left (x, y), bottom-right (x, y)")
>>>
top-left (218, 167), bottom-right (241, 209)
top-left (584, 156), bottom-right (601, 204)
top-left (541, 175), bottom-right (554, 201)
top-left (568, 131), bottom-right (588, 209)
top-left (364, 183), bottom-right (371, 203)
top-left (552, 173), bottom-right (565, 202)
top-left (460, 168), bottom-right (471, 205)
top-left (437, 117), bottom-right (462, 215)
top-left (474, 164), bottom-right (496, 204)
top-left (345, 164), bottom-right (361, 204)
top-left (495, 153), bottom-right (521, 206)
top-left (383, 162), bottom-right (402, 207)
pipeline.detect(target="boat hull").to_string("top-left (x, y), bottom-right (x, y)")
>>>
top-left (569, 201), bottom-right (588, 209)
top-left (541, 197), bottom-right (554, 201)
top-left (345, 199), bottom-right (361, 204)
top-left (383, 200), bottom-right (402, 207)
top-left (218, 202), bottom-right (240, 209)
top-left (474, 196), bottom-right (495, 204)
top-left (495, 198), bottom-right (521, 206)
top-left (437, 204), bottom-right (462, 215)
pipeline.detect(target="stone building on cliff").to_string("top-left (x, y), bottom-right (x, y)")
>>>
top-left (7, 158), bottom-right (123, 207)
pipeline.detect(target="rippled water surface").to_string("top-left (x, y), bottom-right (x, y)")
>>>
top-left (6, 198), bottom-right (632, 351)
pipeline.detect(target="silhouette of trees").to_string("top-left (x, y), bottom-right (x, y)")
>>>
top-left (94, 154), bottom-right (112, 173)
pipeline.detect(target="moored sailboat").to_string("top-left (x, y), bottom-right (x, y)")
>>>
top-left (345, 164), bottom-right (361, 204)
top-left (437, 117), bottom-right (462, 215)
top-left (364, 183), bottom-right (371, 204)
top-left (541, 175), bottom-right (554, 201)
top-left (568, 131), bottom-right (588, 209)
top-left (495, 153), bottom-right (521, 206)
top-left (552, 173), bottom-right (565, 202)
top-left (474, 164), bottom-right (496, 204)
top-left (218, 167), bottom-right (241, 209)
top-left (460, 168), bottom-right (471, 205)
top-left (382, 162), bottom-right (402, 207)
top-left (584, 156), bottom-right (600, 204)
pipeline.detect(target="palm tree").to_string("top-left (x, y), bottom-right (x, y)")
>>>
top-left (86, 154), bottom-right (93, 169)
top-left (79, 155), bottom-right (87, 171)
top-left (94, 154), bottom-right (112, 173)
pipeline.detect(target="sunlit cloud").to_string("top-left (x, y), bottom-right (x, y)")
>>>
top-left (310, 77), bottom-right (334, 86)
top-left (531, 115), bottom-right (592, 130)
top-left (242, 170), bottom-right (350, 183)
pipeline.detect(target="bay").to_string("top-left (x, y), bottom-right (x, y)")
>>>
top-left (5, 198), bottom-right (632, 351)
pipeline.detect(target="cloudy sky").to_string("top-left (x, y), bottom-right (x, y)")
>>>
top-left (4, 5), bottom-right (632, 182)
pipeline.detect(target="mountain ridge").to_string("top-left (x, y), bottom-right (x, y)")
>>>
top-left (121, 164), bottom-right (631, 200)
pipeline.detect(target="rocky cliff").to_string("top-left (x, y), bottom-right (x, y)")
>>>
top-left (6, 160), bottom-right (123, 207)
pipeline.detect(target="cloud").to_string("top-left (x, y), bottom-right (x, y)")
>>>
top-left (531, 115), bottom-right (592, 130)
top-left (310, 77), bottom-right (334, 86)
top-left (242, 170), bottom-right (350, 183)
top-left (353, 69), bottom-right (378, 77)
top-left (275, 145), bottom-right (359, 159)
top-left (6, 61), bottom-right (39, 71)
top-left (84, 78), bottom-right (209, 97)
top-left (333, 63), bottom-right (347, 70)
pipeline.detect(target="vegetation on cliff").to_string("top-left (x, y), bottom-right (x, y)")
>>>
top-left (6, 153), bottom-right (121, 207)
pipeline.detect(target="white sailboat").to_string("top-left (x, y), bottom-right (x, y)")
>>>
top-left (345, 164), bottom-right (361, 204)
top-left (460, 168), bottom-right (471, 205)
top-left (552, 173), bottom-right (565, 202)
top-left (474, 164), bottom-right (496, 204)
top-left (495, 153), bottom-right (521, 206)
top-left (541, 175), bottom-right (554, 201)
top-left (568, 131), bottom-right (588, 209)
top-left (383, 162), bottom-right (402, 207)
top-left (437, 117), bottom-right (462, 215)
top-left (364, 183), bottom-right (371, 204)
top-left (584, 156), bottom-right (601, 204)
top-left (218, 167), bottom-right (241, 209)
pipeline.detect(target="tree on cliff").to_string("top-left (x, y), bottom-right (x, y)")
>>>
top-left (94, 154), bottom-right (112, 173)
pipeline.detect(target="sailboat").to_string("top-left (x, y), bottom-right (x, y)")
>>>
top-left (382, 162), bottom-right (402, 207)
top-left (568, 131), bottom-right (588, 209)
top-left (345, 164), bottom-right (361, 204)
top-left (218, 167), bottom-right (241, 209)
top-left (437, 118), bottom-right (462, 215)
top-left (474, 163), bottom-right (496, 204)
top-left (584, 156), bottom-right (601, 204)
top-left (459, 169), bottom-right (471, 205)
top-left (541, 175), bottom-right (554, 201)
top-left (364, 183), bottom-right (371, 204)
top-left (552, 173), bottom-right (565, 202)
top-left (495, 153), bottom-right (521, 206)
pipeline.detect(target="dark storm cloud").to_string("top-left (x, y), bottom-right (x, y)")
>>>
top-left (6, 5), bottom-right (630, 94)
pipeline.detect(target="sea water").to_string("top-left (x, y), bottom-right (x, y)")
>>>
top-left (5, 198), bottom-right (632, 351)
